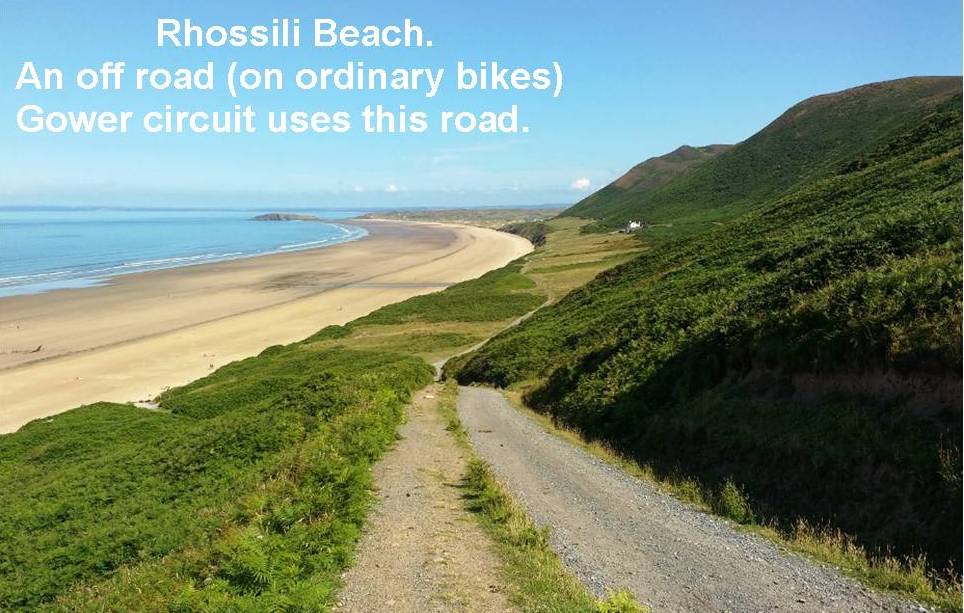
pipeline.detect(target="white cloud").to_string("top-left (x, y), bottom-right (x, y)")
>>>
top-left (353, 185), bottom-right (365, 193)
top-left (570, 177), bottom-right (592, 191)
top-left (385, 183), bottom-right (400, 193)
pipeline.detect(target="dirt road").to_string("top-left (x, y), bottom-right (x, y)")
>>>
top-left (457, 386), bottom-right (923, 612)
top-left (335, 385), bottom-right (511, 612)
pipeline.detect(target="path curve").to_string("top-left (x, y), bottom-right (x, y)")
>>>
top-left (457, 386), bottom-right (924, 612)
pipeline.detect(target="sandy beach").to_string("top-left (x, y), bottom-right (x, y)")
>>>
top-left (0, 220), bottom-right (532, 433)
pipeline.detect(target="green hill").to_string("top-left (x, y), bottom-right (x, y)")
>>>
top-left (0, 255), bottom-right (546, 609)
top-left (454, 81), bottom-right (963, 580)
top-left (567, 144), bottom-right (731, 222)
top-left (565, 77), bottom-right (961, 236)
top-left (610, 144), bottom-right (733, 192)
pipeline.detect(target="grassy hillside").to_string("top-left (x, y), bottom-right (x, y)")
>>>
top-left (566, 144), bottom-right (730, 221)
top-left (565, 77), bottom-right (961, 236)
top-left (609, 145), bottom-right (733, 192)
top-left (0, 349), bottom-right (433, 610)
top-left (499, 220), bottom-right (552, 246)
top-left (0, 257), bottom-right (556, 610)
top-left (454, 85), bottom-right (963, 598)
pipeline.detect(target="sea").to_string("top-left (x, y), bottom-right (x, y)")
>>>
top-left (0, 207), bottom-right (369, 298)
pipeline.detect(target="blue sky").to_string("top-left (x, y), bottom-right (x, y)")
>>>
top-left (2, 0), bottom-right (961, 208)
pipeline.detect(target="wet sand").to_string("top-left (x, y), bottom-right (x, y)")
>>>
top-left (0, 220), bottom-right (532, 433)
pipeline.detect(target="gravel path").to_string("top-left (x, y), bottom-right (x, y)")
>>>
top-left (335, 385), bottom-right (511, 612)
top-left (457, 386), bottom-right (926, 613)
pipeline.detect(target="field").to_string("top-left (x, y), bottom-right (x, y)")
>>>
top-left (520, 218), bottom-right (643, 301)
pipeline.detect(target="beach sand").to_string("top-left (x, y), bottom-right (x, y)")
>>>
top-left (0, 220), bottom-right (532, 433)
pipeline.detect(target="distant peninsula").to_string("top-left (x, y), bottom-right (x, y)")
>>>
top-left (251, 213), bottom-right (324, 222)
top-left (358, 207), bottom-right (562, 229)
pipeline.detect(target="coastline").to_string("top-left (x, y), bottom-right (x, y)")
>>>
top-left (0, 216), bottom-right (368, 299)
top-left (0, 220), bottom-right (533, 433)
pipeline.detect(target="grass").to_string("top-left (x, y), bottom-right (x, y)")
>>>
top-left (778, 522), bottom-right (961, 611)
top-left (350, 260), bottom-right (544, 325)
top-left (59, 378), bottom-right (417, 611)
top-left (527, 252), bottom-right (637, 275)
top-left (454, 94), bottom-right (962, 590)
top-left (300, 257), bottom-right (551, 370)
top-left (519, 217), bottom-right (644, 303)
top-left (311, 325), bottom-right (483, 361)
top-left (0, 347), bottom-right (433, 610)
top-left (436, 383), bottom-right (647, 613)
top-left (437, 381), bottom-right (472, 448)
top-left (0, 252), bottom-right (550, 609)
top-left (441, 219), bottom-right (643, 378)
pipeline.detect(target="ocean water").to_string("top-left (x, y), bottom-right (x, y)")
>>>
top-left (0, 208), bottom-right (368, 298)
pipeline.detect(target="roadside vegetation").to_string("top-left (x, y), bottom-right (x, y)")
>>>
top-left (0, 348), bottom-right (434, 610)
top-left (0, 261), bottom-right (541, 609)
top-left (437, 383), bottom-right (647, 613)
top-left (454, 81), bottom-right (963, 608)
top-left (502, 390), bottom-right (962, 612)
top-left (521, 217), bottom-right (643, 302)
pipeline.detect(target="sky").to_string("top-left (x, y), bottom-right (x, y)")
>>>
top-left (1, 0), bottom-right (961, 209)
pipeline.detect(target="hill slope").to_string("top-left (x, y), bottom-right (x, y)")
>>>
top-left (454, 84), bottom-right (963, 579)
top-left (565, 77), bottom-right (961, 235)
top-left (569, 144), bottom-right (731, 222)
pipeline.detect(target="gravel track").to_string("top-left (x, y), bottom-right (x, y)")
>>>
top-left (457, 385), bottom-right (926, 613)
top-left (335, 385), bottom-right (511, 612)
